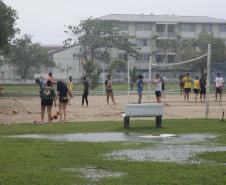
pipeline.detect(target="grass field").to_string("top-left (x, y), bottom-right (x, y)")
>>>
top-left (0, 119), bottom-right (226, 185)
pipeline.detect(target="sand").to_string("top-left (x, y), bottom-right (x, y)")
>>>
top-left (0, 94), bottom-right (225, 124)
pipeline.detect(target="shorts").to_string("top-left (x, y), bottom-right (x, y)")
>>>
top-left (193, 89), bottom-right (200, 94)
top-left (59, 96), bottom-right (68, 103)
top-left (155, 91), bottom-right (161, 97)
top-left (200, 87), bottom-right (206, 95)
top-left (41, 99), bottom-right (53, 106)
top-left (184, 88), bottom-right (191, 93)
top-left (216, 87), bottom-right (223, 94)
top-left (106, 89), bottom-right (113, 93)
top-left (137, 90), bottom-right (142, 96)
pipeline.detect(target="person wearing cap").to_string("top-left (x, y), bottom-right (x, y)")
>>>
top-left (153, 73), bottom-right (162, 103)
top-left (215, 72), bottom-right (224, 102)
top-left (137, 75), bottom-right (144, 104)
top-left (182, 73), bottom-right (192, 102)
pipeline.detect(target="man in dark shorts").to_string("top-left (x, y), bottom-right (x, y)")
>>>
top-left (199, 74), bottom-right (206, 102)
top-left (41, 80), bottom-right (57, 123)
top-left (82, 76), bottom-right (89, 107)
top-left (57, 81), bottom-right (69, 121)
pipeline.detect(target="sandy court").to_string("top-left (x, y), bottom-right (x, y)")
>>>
top-left (0, 93), bottom-right (225, 124)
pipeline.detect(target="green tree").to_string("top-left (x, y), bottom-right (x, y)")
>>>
top-left (0, 0), bottom-right (18, 54)
top-left (177, 32), bottom-right (226, 73)
top-left (7, 35), bottom-right (54, 79)
top-left (108, 58), bottom-right (127, 74)
top-left (130, 66), bottom-right (138, 90)
top-left (83, 60), bottom-right (100, 89)
top-left (65, 18), bottom-right (139, 87)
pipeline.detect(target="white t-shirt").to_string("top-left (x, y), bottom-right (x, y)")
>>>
top-left (215, 77), bottom-right (224, 88)
top-left (154, 78), bottom-right (162, 91)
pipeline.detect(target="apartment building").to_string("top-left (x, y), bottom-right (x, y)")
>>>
top-left (98, 14), bottom-right (226, 76)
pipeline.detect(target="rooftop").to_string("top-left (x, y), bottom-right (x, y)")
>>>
top-left (98, 14), bottom-right (226, 24)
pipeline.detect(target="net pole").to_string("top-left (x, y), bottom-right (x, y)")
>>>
top-left (148, 57), bottom-right (152, 101)
top-left (205, 44), bottom-right (211, 119)
top-left (127, 60), bottom-right (130, 102)
top-left (102, 63), bottom-right (105, 96)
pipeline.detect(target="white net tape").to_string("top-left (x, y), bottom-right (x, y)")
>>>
top-left (151, 53), bottom-right (207, 67)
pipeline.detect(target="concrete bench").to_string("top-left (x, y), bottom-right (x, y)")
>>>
top-left (123, 103), bottom-right (164, 128)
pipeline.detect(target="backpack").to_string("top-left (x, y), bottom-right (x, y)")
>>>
top-left (41, 87), bottom-right (53, 101)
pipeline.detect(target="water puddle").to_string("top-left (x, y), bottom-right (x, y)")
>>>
top-left (62, 166), bottom-right (124, 181)
top-left (107, 145), bottom-right (226, 163)
top-left (6, 132), bottom-right (176, 142)
top-left (106, 134), bottom-right (226, 163)
top-left (6, 132), bottom-right (225, 164)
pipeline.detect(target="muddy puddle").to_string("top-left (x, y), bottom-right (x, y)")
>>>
top-left (6, 133), bottom-right (176, 142)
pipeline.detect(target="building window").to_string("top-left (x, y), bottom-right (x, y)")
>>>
top-left (179, 23), bottom-right (195, 32)
top-left (156, 55), bottom-right (166, 63)
top-left (135, 23), bottom-right (152, 31)
top-left (137, 54), bottom-right (150, 62)
top-left (168, 55), bottom-right (176, 63)
top-left (168, 25), bottom-right (176, 32)
top-left (201, 24), bottom-right (212, 32)
top-left (219, 24), bottom-right (226, 32)
top-left (156, 24), bottom-right (166, 32)
top-left (136, 39), bottom-right (150, 47)
top-left (118, 22), bottom-right (129, 31)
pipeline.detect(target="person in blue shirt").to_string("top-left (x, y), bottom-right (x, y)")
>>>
top-left (137, 75), bottom-right (144, 104)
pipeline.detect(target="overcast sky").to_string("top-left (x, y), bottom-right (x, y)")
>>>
top-left (3, 0), bottom-right (226, 45)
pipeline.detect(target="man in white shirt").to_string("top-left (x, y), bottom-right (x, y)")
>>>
top-left (215, 72), bottom-right (224, 102)
top-left (153, 73), bottom-right (162, 103)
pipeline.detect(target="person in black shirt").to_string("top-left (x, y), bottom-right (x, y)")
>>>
top-left (57, 81), bottom-right (69, 121)
top-left (82, 76), bottom-right (89, 107)
top-left (199, 74), bottom-right (207, 102)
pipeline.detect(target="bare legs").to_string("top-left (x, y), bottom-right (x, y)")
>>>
top-left (58, 102), bottom-right (67, 121)
top-left (41, 105), bottom-right (52, 122)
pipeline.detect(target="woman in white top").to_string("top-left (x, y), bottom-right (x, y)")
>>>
top-left (152, 73), bottom-right (162, 103)
top-left (215, 72), bottom-right (224, 101)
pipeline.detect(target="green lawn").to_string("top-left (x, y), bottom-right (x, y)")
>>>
top-left (0, 119), bottom-right (226, 185)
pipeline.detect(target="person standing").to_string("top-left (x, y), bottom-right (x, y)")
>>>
top-left (40, 80), bottom-right (57, 123)
top-left (47, 72), bottom-right (56, 85)
top-left (215, 72), bottom-right (224, 102)
top-left (82, 76), bottom-right (89, 107)
top-left (182, 73), bottom-right (192, 102)
top-left (179, 72), bottom-right (184, 96)
top-left (57, 81), bottom-right (69, 122)
top-left (67, 76), bottom-right (73, 104)
top-left (153, 73), bottom-right (162, 103)
top-left (193, 76), bottom-right (200, 103)
top-left (105, 74), bottom-right (116, 105)
top-left (199, 74), bottom-right (207, 102)
top-left (137, 75), bottom-right (144, 104)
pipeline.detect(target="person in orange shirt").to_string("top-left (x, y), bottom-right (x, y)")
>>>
top-left (182, 73), bottom-right (192, 102)
top-left (193, 76), bottom-right (200, 103)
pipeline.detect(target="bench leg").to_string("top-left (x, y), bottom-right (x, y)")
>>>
top-left (124, 116), bottom-right (130, 128)
top-left (155, 116), bottom-right (162, 128)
